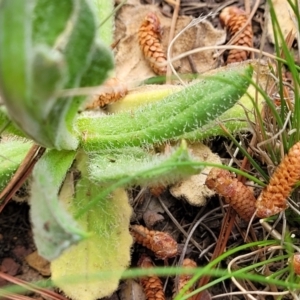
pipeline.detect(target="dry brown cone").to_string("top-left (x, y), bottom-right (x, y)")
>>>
top-left (138, 12), bottom-right (167, 75)
top-left (85, 77), bottom-right (128, 109)
top-left (256, 142), bottom-right (300, 218)
top-left (292, 253), bottom-right (300, 275)
top-left (138, 255), bottom-right (166, 300)
top-left (130, 224), bottom-right (178, 259)
top-left (205, 168), bottom-right (256, 221)
top-left (219, 6), bottom-right (253, 64)
top-left (174, 258), bottom-right (197, 298)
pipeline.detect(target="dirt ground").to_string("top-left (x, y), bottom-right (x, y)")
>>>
top-left (1, 0), bottom-right (297, 299)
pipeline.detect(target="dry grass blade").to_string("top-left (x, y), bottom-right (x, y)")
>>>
top-left (165, 0), bottom-right (180, 83)
top-left (193, 207), bottom-right (237, 300)
top-left (0, 271), bottom-right (68, 300)
top-left (194, 153), bottom-right (257, 299)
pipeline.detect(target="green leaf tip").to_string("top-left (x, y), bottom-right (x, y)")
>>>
top-left (0, 0), bottom-right (113, 150)
top-left (77, 64), bottom-right (253, 151)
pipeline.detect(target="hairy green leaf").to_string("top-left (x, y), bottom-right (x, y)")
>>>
top-left (77, 64), bottom-right (253, 151)
top-left (30, 149), bottom-right (88, 260)
top-left (88, 141), bottom-right (201, 186)
top-left (0, 0), bottom-right (113, 150)
top-left (0, 107), bottom-right (26, 138)
top-left (51, 154), bottom-right (132, 300)
top-left (0, 139), bottom-right (33, 194)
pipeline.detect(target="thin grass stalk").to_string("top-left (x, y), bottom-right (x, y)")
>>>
top-left (2, 246), bottom-right (298, 299)
top-left (181, 254), bottom-right (290, 300)
top-left (268, 0), bottom-right (300, 143)
top-left (250, 78), bottom-right (289, 161)
top-left (218, 122), bottom-right (269, 181)
top-left (175, 241), bottom-right (278, 299)
top-left (266, 266), bottom-right (290, 279)
top-left (248, 79), bottom-right (281, 164)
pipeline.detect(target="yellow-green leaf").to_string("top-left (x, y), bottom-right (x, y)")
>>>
top-left (51, 154), bottom-right (132, 300)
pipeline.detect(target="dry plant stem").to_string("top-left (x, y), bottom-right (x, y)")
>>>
top-left (130, 224), bottom-right (178, 259)
top-left (244, 0), bottom-right (251, 14)
top-left (228, 247), bottom-right (289, 299)
top-left (85, 77), bottom-right (128, 109)
top-left (253, 1), bottom-right (269, 112)
top-left (166, 14), bottom-right (212, 86)
top-left (273, 31), bottom-right (295, 110)
top-left (177, 207), bottom-right (221, 265)
top-left (280, 30), bottom-right (295, 61)
top-left (263, 265), bottom-right (279, 295)
top-left (0, 272), bottom-right (68, 300)
top-left (212, 290), bottom-right (289, 299)
top-left (229, 262), bottom-right (257, 300)
top-left (266, 36), bottom-right (294, 111)
top-left (195, 156), bottom-right (255, 299)
top-left (157, 196), bottom-right (203, 253)
top-left (220, 6), bottom-right (253, 64)
top-left (171, 45), bottom-right (279, 65)
top-left (205, 168), bottom-right (257, 221)
top-left (256, 111), bottom-right (292, 167)
top-left (4, 295), bottom-right (32, 300)
top-left (138, 12), bottom-right (167, 75)
top-left (0, 145), bottom-right (45, 213)
top-left (165, 0), bottom-right (180, 84)
top-left (138, 255), bottom-right (165, 300)
top-left (175, 206), bottom-right (224, 293)
top-left (193, 207), bottom-right (236, 300)
top-left (256, 141), bottom-right (300, 218)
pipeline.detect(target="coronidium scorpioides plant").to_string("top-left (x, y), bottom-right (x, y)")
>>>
top-left (0, 0), bottom-right (253, 299)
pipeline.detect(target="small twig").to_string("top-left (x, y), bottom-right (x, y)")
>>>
top-left (0, 271), bottom-right (68, 300)
top-left (171, 45), bottom-right (280, 64)
top-left (166, 0), bottom-right (181, 84)
top-left (194, 207), bottom-right (237, 300)
top-left (174, 206), bottom-right (228, 297)
top-left (244, 0), bottom-right (251, 14)
top-left (157, 196), bottom-right (203, 253)
top-left (167, 14), bottom-right (214, 85)
top-left (228, 247), bottom-right (290, 299)
top-left (0, 145), bottom-right (45, 213)
top-left (98, 0), bottom-right (127, 29)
